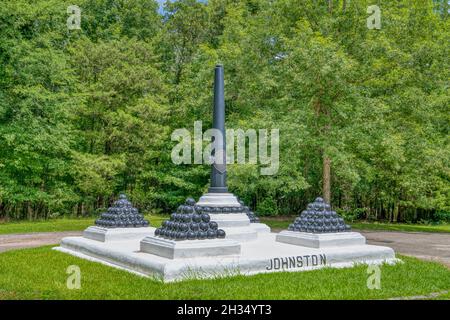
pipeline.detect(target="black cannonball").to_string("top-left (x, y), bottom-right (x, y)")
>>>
top-left (170, 213), bottom-right (177, 221)
top-left (179, 232), bottom-right (187, 240)
top-left (186, 198), bottom-right (196, 206)
top-left (201, 213), bottom-right (210, 223)
top-left (180, 223), bottom-right (189, 232)
top-left (315, 197), bottom-right (324, 203)
top-left (192, 213), bottom-right (202, 223)
top-left (143, 220), bottom-right (149, 227)
top-left (317, 226), bottom-right (324, 233)
top-left (189, 222), bottom-right (199, 231)
top-left (187, 231), bottom-right (196, 240)
top-left (199, 222), bottom-right (209, 231)
top-left (207, 229), bottom-right (217, 239)
top-left (217, 229), bottom-right (226, 238)
top-left (182, 214), bottom-right (192, 223)
top-left (288, 224), bottom-right (295, 231)
top-left (198, 231), bottom-right (207, 239)
top-left (160, 229), bottom-right (166, 237)
top-left (184, 206), bottom-right (194, 214)
top-left (155, 228), bottom-right (161, 236)
top-left (209, 221), bottom-right (218, 230)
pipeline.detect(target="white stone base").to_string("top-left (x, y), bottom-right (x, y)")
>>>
top-left (55, 232), bottom-right (398, 282)
top-left (196, 192), bottom-right (240, 206)
top-left (276, 231), bottom-right (366, 248)
top-left (140, 236), bottom-right (241, 259)
top-left (83, 226), bottom-right (155, 242)
top-left (194, 193), bottom-right (271, 242)
top-left (249, 223), bottom-right (271, 233)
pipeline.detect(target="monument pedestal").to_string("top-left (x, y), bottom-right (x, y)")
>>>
top-left (83, 226), bottom-right (155, 242)
top-left (196, 192), bottom-right (270, 241)
top-left (55, 232), bottom-right (397, 282)
top-left (140, 236), bottom-right (241, 259)
top-left (249, 223), bottom-right (271, 233)
top-left (276, 231), bottom-right (366, 248)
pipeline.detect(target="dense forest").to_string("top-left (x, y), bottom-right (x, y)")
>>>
top-left (0, 0), bottom-right (448, 223)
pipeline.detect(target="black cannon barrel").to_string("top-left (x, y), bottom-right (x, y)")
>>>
top-left (208, 65), bottom-right (228, 193)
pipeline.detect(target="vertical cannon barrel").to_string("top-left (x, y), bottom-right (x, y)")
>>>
top-left (209, 65), bottom-right (228, 193)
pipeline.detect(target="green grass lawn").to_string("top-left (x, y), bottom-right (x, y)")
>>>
top-left (0, 215), bottom-right (448, 235)
top-left (0, 215), bottom-right (168, 235)
top-left (0, 246), bottom-right (448, 300)
top-left (260, 217), bottom-right (450, 233)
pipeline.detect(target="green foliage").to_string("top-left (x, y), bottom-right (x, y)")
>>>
top-left (0, 0), bottom-right (448, 221)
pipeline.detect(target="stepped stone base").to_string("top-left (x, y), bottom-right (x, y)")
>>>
top-left (249, 223), bottom-right (271, 233)
top-left (55, 232), bottom-right (397, 282)
top-left (83, 226), bottom-right (155, 242)
top-left (276, 231), bottom-right (366, 248)
top-left (195, 193), bottom-right (270, 242)
top-left (140, 236), bottom-right (240, 259)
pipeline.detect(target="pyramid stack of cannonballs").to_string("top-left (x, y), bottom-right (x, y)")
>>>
top-left (95, 194), bottom-right (150, 228)
top-left (238, 200), bottom-right (260, 223)
top-left (154, 198), bottom-right (226, 241)
top-left (288, 197), bottom-right (350, 233)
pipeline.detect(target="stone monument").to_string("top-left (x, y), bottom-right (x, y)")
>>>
top-left (55, 65), bottom-right (397, 282)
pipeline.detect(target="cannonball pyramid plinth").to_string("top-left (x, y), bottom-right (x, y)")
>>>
top-left (154, 198), bottom-right (226, 241)
top-left (287, 197), bottom-right (350, 233)
top-left (95, 194), bottom-right (149, 228)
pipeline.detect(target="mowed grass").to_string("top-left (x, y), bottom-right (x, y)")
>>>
top-left (0, 246), bottom-right (449, 300)
top-left (260, 217), bottom-right (450, 233)
top-left (0, 215), bottom-right (168, 235)
top-left (0, 215), bottom-right (448, 235)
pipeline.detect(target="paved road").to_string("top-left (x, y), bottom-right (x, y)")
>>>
top-left (357, 230), bottom-right (450, 268)
top-left (0, 231), bottom-right (82, 253)
top-left (0, 230), bottom-right (449, 267)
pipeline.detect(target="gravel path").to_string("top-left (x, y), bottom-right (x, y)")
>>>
top-left (358, 230), bottom-right (450, 268)
top-left (0, 231), bottom-right (82, 253)
top-left (1, 229), bottom-right (449, 268)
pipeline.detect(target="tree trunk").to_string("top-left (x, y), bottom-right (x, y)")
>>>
top-left (342, 0), bottom-right (348, 12)
top-left (393, 202), bottom-right (399, 223)
top-left (323, 156), bottom-right (331, 203)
